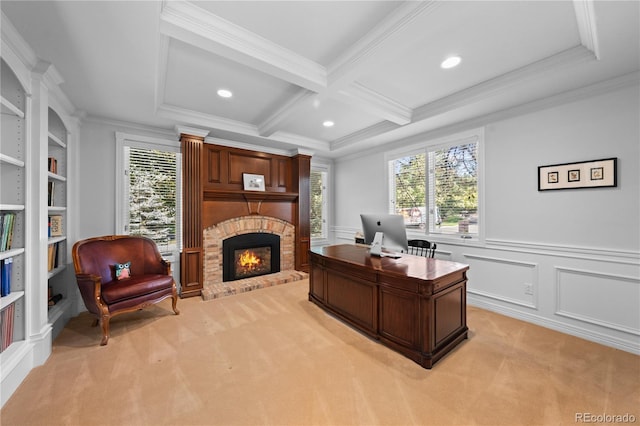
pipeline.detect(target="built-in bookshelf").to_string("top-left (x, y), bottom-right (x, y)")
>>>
top-left (0, 58), bottom-right (27, 357)
top-left (2, 13), bottom-right (79, 408)
top-left (47, 108), bottom-right (71, 331)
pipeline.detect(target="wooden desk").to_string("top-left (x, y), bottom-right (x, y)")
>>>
top-left (309, 244), bottom-right (469, 368)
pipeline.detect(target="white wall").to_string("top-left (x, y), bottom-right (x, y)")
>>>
top-left (332, 82), bottom-right (640, 353)
top-left (77, 119), bottom-right (175, 239)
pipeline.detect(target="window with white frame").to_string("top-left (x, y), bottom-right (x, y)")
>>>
top-left (388, 130), bottom-right (481, 238)
top-left (310, 167), bottom-right (328, 240)
top-left (116, 133), bottom-right (182, 257)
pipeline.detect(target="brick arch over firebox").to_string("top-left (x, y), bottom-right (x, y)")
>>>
top-left (203, 215), bottom-right (295, 290)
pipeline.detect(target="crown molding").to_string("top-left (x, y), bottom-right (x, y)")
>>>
top-left (83, 114), bottom-right (177, 139)
top-left (158, 103), bottom-right (257, 135)
top-left (31, 60), bottom-right (77, 118)
top-left (573, 0), bottom-right (601, 60)
top-left (159, 0), bottom-right (326, 92)
top-left (204, 136), bottom-right (315, 158)
top-left (175, 125), bottom-right (209, 139)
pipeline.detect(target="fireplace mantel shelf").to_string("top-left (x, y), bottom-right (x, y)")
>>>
top-left (203, 189), bottom-right (299, 203)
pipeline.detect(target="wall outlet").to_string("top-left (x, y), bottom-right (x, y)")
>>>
top-left (524, 283), bottom-right (533, 295)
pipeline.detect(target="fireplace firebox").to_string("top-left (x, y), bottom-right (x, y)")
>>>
top-left (222, 233), bottom-right (280, 282)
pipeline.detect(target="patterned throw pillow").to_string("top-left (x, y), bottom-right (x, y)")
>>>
top-left (114, 261), bottom-right (131, 280)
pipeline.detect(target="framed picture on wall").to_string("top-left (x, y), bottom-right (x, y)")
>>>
top-left (538, 158), bottom-right (617, 191)
top-left (243, 173), bottom-right (266, 191)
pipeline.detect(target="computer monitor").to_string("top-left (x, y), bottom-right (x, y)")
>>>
top-left (360, 213), bottom-right (409, 254)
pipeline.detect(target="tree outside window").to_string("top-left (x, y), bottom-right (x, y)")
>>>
top-left (310, 169), bottom-right (327, 239)
top-left (390, 140), bottom-right (478, 236)
top-left (128, 148), bottom-right (177, 252)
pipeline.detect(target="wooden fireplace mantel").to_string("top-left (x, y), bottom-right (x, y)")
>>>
top-left (203, 189), bottom-right (299, 202)
top-left (180, 136), bottom-right (311, 297)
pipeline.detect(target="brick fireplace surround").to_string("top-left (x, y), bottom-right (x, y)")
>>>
top-left (202, 215), bottom-right (308, 300)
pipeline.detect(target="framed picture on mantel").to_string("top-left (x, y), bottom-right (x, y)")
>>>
top-left (243, 173), bottom-right (266, 191)
top-left (538, 158), bottom-right (617, 191)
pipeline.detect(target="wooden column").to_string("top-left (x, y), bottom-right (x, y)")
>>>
top-left (180, 133), bottom-right (204, 297)
top-left (293, 153), bottom-right (311, 272)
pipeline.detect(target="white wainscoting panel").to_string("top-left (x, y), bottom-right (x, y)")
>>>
top-left (464, 254), bottom-right (538, 309)
top-left (555, 267), bottom-right (640, 336)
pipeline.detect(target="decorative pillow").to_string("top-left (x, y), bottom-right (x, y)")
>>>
top-left (114, 261), bottom-right (131, 280)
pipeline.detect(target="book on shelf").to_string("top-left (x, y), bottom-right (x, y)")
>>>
top-left (48, 243), bottom-right (57, 271)
top-left (1, 257), bottom-right (12, 297)
top-left (48, 181), bottom-right (55, 206)
top-left (48, 156), bottom-right (58, 174)
top-left (0, 302), bottom-right (16, 353)
top-left (49, 215), bottom-right (63, 237)
top-left (0, 212), bottom-right (16, 251)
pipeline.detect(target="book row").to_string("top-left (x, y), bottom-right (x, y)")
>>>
top-left (0, 212), bottom-right (16, 251)
top-left (48, 242), bottom-right (62, 272)
top-left (0, 302), bottom-right (15, 353)
top-left (1, 257), bottom-right (12, 297)
top-left (48, 156), bottom-right (58, 174)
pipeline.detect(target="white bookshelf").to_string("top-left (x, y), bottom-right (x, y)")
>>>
top-left (47, 108), bottom-right (70, 331)
top-left (0, 58), bottom-right (27, 360)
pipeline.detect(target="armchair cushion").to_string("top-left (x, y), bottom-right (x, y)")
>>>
top-left (101, 274), bottom-right (173, 304)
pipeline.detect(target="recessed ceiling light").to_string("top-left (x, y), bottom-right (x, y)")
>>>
top-left (217, 89), bottom-right (233, 98)
top-left (323, 120), bottom-right (335, 127)
top-left (441, 56), bottom-right (462, 69)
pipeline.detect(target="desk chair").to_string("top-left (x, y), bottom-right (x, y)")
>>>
top-left (408, 239), bottom-right (437, 258)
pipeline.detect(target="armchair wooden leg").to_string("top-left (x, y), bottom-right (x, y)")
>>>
top-left (99, 315), bottom-right (110, 346)
top-left (172, 294), bottom-right (180, 315)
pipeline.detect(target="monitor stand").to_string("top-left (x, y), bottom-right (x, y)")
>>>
top-left (369, 232), bottom-right (383, 256)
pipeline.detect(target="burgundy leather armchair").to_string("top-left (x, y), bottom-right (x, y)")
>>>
top-left (72, 235), bottom-right (179, 345)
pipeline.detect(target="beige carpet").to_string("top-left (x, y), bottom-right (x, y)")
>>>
top-left (2, 280), bottom-right (638, 426)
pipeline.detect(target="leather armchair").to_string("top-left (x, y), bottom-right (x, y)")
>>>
top-left (72, 235), bottom-right (179, 345)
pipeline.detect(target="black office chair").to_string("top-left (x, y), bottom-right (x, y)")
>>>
top-left (407, 239), bottom-right (437, 258)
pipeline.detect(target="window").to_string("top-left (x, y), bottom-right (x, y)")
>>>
top-left (310, 168), bottom-right (328, 239)
top-left (125, 147), bottom-right (179, 252)
top-left (116, 132), bottom-right (182, 284)
top-left (388, 130), bottom-right (481, 238)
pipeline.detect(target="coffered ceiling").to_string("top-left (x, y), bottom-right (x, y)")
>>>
top-left (2, 1), bottom-right (638, 158)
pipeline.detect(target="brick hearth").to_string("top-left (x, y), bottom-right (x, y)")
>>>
top-left (201, 270), bottom-right (308, 300)
top-left (202, 215), bottom-right (307, 301)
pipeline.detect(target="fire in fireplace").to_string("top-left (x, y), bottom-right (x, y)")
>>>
top-left (222, 233), bottom-right (280, 282)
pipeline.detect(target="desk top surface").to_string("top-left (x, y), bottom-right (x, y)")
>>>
top-left (310, 244), bottom-right (468, 282)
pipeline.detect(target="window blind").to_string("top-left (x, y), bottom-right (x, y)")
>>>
top-left (127, 147), bottom-right (179, 253)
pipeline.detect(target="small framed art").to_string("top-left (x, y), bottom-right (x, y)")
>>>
top-left (242, 173), bottom-right (266, 191)
top-left (538, 158), bottom-right (617, 191)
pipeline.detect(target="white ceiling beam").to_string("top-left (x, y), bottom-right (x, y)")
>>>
top-left (331, 121), bottom-right (400, 151)
top-left (573, 0), bottom-right (601, 60)
top-left (412, 45), bottom-right (596, 122)
top-left (327, 1), bottom-right (442, 91)
top-left (337, 82), bottom-right (412, 125)
top-left (157, 103), bottom-right (330, 152)
top-left (159, 0), bottom-right (327, 93)
top-left (257, 89), bottom-right (316, 137)
top-left (158, 1), bottom-right (439, 139)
